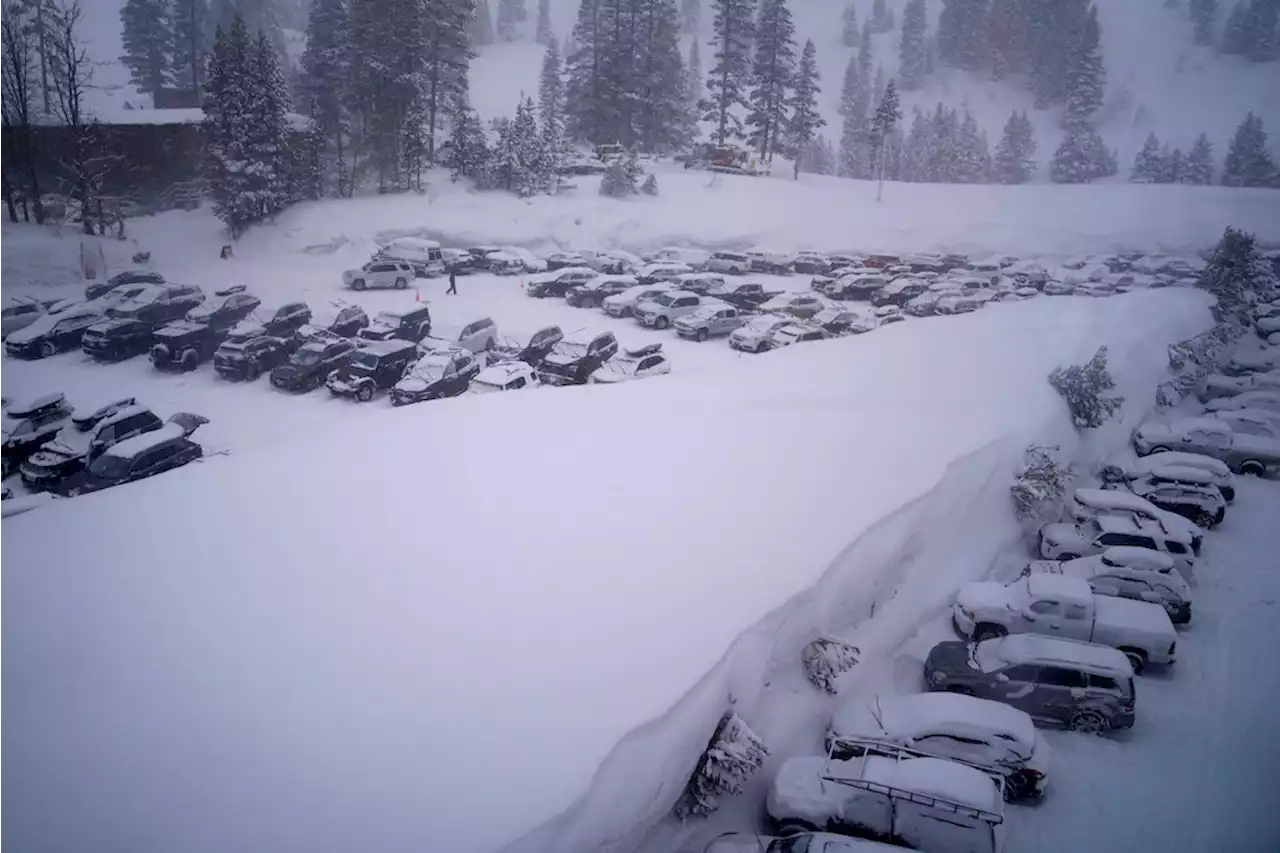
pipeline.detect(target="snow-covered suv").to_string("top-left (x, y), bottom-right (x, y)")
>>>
top-left (1133, 416), bottom-right (1280, 476)
top-left (343, 260), bottom-right (415, 291)
top-left (1068, 487), bottom-right (1205, 545)
top-left (633, 290), bottom-right (706, 329)
top-left (729, 313), bottom-right (794, 353)
top-left (706, 251), bottom-right (752, 275)
top-left (674, 303), bottom-right (745, 341)
top-left (1038, 513), bottom-right (1195, 572)
top-left (1021, 548), bottom-right (1193, 625)
top-left (602, 283), bottom-right (673, 318)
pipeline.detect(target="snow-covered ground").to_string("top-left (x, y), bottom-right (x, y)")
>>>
top-left (2, 280), bottom-right (1213, 853)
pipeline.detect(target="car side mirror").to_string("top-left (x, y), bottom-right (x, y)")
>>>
top-left (995, 673), bottom-right (1009, 682)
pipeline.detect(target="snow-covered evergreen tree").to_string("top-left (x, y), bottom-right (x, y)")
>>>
top-left (928, 103), bottom-right (961, 182)
top-left (536, 0), bottom-right (552, 43)
top-left (419, 0), bottom-right (475, 165)
top-left (1158, 145), bottom-right (1185, 184)
top-left (1184, 132), bottom-right (1215, 184)
top-left (1222, 0), bottom-right (1279, 59)
top-left (120, 0), bottom-right (175, 98)
top-left (1049, 346), bottom-right (1125, 429)
top-left (1011, 445), bottom-right (1073, 523)
top-left (681, 0), bottom-right (700, 32)
top-left (202, 16), bottom-right (257, 235)
top-left (300, 0), bottom-right (350, 197)
top-left (685, 37), bottom-right (703, 115)
top-left (247, 29), bottom-right (291, 211)
top-left (443, 98), bottom-right (490, 183)
top-left (746, 0), bottom-right (796, 161)
top-left (564, 0), bottom-right (604, 143)
top-left (1050, 124), bottom-right (1115, 183)
top-left (1189, 0), bottom-right (1217, 44)
top-left (898, 0), bottom-right (927, 90)
top-left (987, 0), bottom-right (1027, 79)
top-left (1223, 111), bottom-right (1279, 187)
top-left (539, 36), bottom-right (564, 134)
top-left (1131, 131), bottom-right (1163, 182)
top-left (641, 172), bottom-right (658, 194)
top-left (471, 0), bottom-right (496, 45)
top-left (803, 134), bottom-right (836, 175)
top-left (802, 635), bottom-right (860, 693)
top-left (841, 3), bottom-right (858, 47)
top-left (836, 51), bottom-right (870, 178)
top-left (599, 150), bottom-right (639, 195)
top-left (1062, 3), bottom-right (1105, 131)
top-left (954, 107), bottom-right (990, 182)
top-left (937, 0), bottom-right (990, 71)
top-left (857, 21), bottom-right (873, 78)
top-left (171, 0), bottom-right (213, 95)
top-left (1027, 0), bottom-right (1090, 107)
top-left (869, 0), bottom-right (894, 33)
top-left (786, 38), bottom-right (825, 179)
top-left (992, 110), bottom-right (1036, 183)
top-left (635, 0), bottom-right (693, 153)
top-left (901, 107), bottom-right (931, 181)
top-left (1221, 0), bottom-right (1250, 52)
top-left (498, 0), bottom-right (523, 41)
top-left (1197, 226), bottom-right (1278, 323)
top-left (702, 0), bottom-right (755, 145)
top-left (513, 94), bottom-right (545, 194)
top-left (675, 712), bottom-right (768, 819)
top-left (869, 78), bottom-right (900, 177)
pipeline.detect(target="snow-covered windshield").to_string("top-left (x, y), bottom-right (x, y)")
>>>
top-left (88, 453), bottom-right (131, 480)
top-left (374, 312), bottom-right (401, 326)
top-left (293, 347), bottom-right (324, 366)
top-left (654, 293), bottom-right (679, 307)
top-left (408, 356), bottom-right (450, 379)
top-left (350, 351), bottom-right (381, 370)
top-left (555, 342), bottom-right (588, 358)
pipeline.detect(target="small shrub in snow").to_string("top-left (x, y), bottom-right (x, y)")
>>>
top-left (1010, 445), bottom-right (1074, 523)
top-left (641, 173), bottom-right (659, 196)
top-left (1048, 346), bottom-right (1125, 429)
top-left (802, 635), bottom-right (861, 693)
top-left (599, 157), bottom-right (637, 197)
top-left (675, 711), bottom-right (768, 819)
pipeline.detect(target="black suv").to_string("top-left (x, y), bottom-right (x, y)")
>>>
top-left (151, 286), bottom-right (262, 370)
top-left (182, 285), bottom-right (261, 329)
top-left (536, 331), bottom-right (619, 386)
top-left (270, 338), bottom-right (356, 391)
top-left (391, 347), bottom-right (484, 405)
top-left (706, 282), bottom-right (780, 311)
top-left (213, 335), bottom-right (291, 380)
top-left (326, 339), bottom-right (419, 402)
top-left (358, 306), bottom-right (433, 344)
top-left (20, 400), bottom-right (166, 492)
top-left (82, 284), bottom-right (206, 360)
top-left (565, 277), bottom-right (635, 308)
top-left (85, 269), bottom-right (165, 301)
top-left (59, 414), bottom-right (207, 496)
top-left (261, 302), bottom-right (313, 338)
top-left (489, 325), bottom-right (563, 368)
top-left (2, 392), bottom-right (76, 477)
top-left (322, 305), bottom-right (370, 338)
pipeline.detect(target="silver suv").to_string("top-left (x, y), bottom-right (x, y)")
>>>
top-left (634, 290), bottom-right (705, 329)
top-left (924, 633), bottom-right (1136, 734)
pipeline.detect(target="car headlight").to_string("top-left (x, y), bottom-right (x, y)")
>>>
top-left (929, 670), bottom-right (947, 685)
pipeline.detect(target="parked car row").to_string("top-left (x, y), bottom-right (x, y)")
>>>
top-left (696, 334), bottom-right (1275, 853)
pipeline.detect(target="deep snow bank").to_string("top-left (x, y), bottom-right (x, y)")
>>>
top-left (2, 291), bottom-right (1211, 853)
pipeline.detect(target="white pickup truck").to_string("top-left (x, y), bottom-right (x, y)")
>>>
top-left (953, 574), bottom-right (1177, 673)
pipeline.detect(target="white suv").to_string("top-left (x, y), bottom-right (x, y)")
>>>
top-left (343, 260), bottom-right (416, 291)
top-left (633, 290), bottom-right (707, 329)
top-left (603, 284), bottom-right (673, 318)
top-left (707, 251), bottom-right (752, 275)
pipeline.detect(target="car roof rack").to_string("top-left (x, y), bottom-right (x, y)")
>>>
top-left (624, 342), bottom-right (662, 358)
top-left (827, 736), bottom-right (1008, 787)
top-left (214, 284), bottom-right (248, 297)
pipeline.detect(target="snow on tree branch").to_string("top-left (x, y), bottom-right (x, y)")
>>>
top-left (675, 711), bottom-right (768, 819)
top-left (1048, 346), bottom-right (1124, 429)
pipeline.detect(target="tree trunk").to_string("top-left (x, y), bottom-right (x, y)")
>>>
top-left (2, 175), bottom-right (18, 222)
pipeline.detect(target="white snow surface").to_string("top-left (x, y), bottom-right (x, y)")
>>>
top-left (2, 289), bottom-right (1210, 853)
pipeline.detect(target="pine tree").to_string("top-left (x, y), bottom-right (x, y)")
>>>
top-left (539, 36), bottom-right (564, 130)
top-left (1184, 132), bottom-right (1215, 184)
top-left (420, 0), bottom-right (476, 165)
top-left (1189, 0), bottom-right (1217, 44)
top-left (1051, 124), bottom-right (1115, 183)
top-left (836, 51), bottom-right (870, 178)
top-left (858, 22), bottom-right (873, 78)
top-left (702, 0), bottom-right (756, 145)
top-left (1131, 132), bottom-right (1162, 182)
top-left (564, 0), bottom-right (605, 144)
top-left (171, 0), bottom-right (212, 95)
top-left (685, 37), bottom-right (703, 114)
top-left (746, 0), bottom-right (797, 161)
top-left (1198, 226), bottom-right (1277, 323)
top-left (841, 4), bottom-right (858, 47)
top-left (513, 94), bottom-right (545, 194)
top-left (938, 0), bottom-right (991, 72)
top-left (1063, 3), bottom-right (1105, 131)
top-left (300, 0), bottom-right (351, 197)
top-left (536, 0), bottom-right (552, 44)
top-left (901, 108), bottom-right (931, 181)
top-left (869, 78), bottom-right (901, 195)
top-left (1163, 146), bottom-right (1186, 184)
top-left (870, 0), bottom-right (894, 33)
top-left (600, 150), bottom-right (639, 195)
top-left (927, 103), bottom-right (960, 182)
top-left (1027, 0), bottom-right (1090, 107)
top-left (993, 109), bottom-right (1036, 183)
top-left (1243, 0), bottom-right (1280, 61)
top-left (786, 38), bottom-right (825, 179)
top-left (120, 0), bottom-right (175, 98)
top-left (247, 29), bottom-right (291, 211)
top-left (498, 0), bottom-right (523, 41)
top-left (634, 0), bottom-right (692, 153)
top-left (444, 99), bottom-right (490, 184)
top-left (641, 172), bottom-right (659, 194)
top-left (987, 0), bottom-right (1027, 79)
top-left (471, 0), bottom-right (496, 45)
top-left (1222, 111), bottom-right (1278, 187)
top-left (953, 107), bottom-right (990, 182)
top-left (203, 17), bottom-right (257, 235)
top-left (899, 0), bottom-right (928, 90)
top-left (681, 0), bottom-right (701, 32)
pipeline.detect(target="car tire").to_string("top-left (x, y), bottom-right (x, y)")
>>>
top-left (352, 279), bottom-right (366, 291)
top-left (775, 820), bottom-right (817, 837)
top-left (1194, 510), bottom-right (1215, 529)
top-left (655, 316), bottom-right (669, 330)
top-left (40, 340), bottom-right (57, 358)
top-left (1003, 773), bottom-right (1033, 803)
top-left (1239, 459), bottom-right (1265, 476)
top-left (973, 623), bottom-right (1007, 643)
top-left (245, 362), bottom-right (260, 381)
top-left (395, 277), bottom-right (407, 289)
top-left (356, 383), bottom-right (374, 402)
top-left (1068, 710), bottom-right (1109, 734)
top-left (150, 344), bottom-right (171, 368)
top-left (696, 328), bottom-right (708, 342)
top-left (1056, 553), bottom-right (1081, 562)
top-left (1147, 445), bottom-right (1171, 454)
top-left (1120, 648), bottom-right (1147, 674)
top-left (180, 349), bottom-right (200, 371)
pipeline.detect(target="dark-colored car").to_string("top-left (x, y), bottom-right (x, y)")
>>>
top-left (261, 302), bottom-right (313, 338)
top-left (6, 304), bottom-right (103, 358)
top-left (489, 325), bottom-right (563, 368)
top-left (318, 305), bottom-right (371, 338)
top-left (81, 316), bottom-right (156, 361)
top-left (792, 254), bottom-right (833, 275)
top-left (326, 339), bottom-right (419, 402)
top-left (441, 248), bottom-right (480, 274)
top-left (537, 331), bottom-right (619, 386)
top-left (923, 635), bottom-right (1137, 734)
top-left (565, 276), bottom-right (636, 308)
top-left (2, 392), bottom-right (76, 477)
top-left (183, 285), bottom-right (261, 329)
top-left (19, 401), bottom-right (163, 492)
top-left (56, 414), bottom-right (207, 496)
top-left (149, 322), bottom-right (219, 371)
top-left (545, 251), bottom-right (591, 271)
top-left (82, 283), bottom-right (206, 360)
top-left (358, 305), bottom-right (433, 344)
top-left (872, 277), bottom-right (931, 307)
top-left (391, 347), bottom-right (484, 405)
top-left (213, 335), bottom-right (292, 380)
top-left (525, 268), bottom-right (597, 298)
top-left (705, 281), bottom-right (781, 311)
top-left (270, 338), bottom-right (356, 391)
top-left (85, 269), bottom-right (165, 301)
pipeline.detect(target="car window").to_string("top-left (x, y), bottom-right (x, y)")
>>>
top-left (1029, 600), bottom-right (1058, 615)
top-left (1039, 666), bottom-right (1087, 688)
top-left (1087, 674), bottom-right (1119, 691)
top-left (1064, 603), bottom-right (1089, 619)
top-left (509, 376), bottom-right (526, 389)
top-left (1166, 541), bottom-right (1187, 554)
top-left (1001, 664), bottom-right (1039, 682)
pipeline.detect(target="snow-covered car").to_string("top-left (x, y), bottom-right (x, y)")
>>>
top-left (420, 317), bottom-right (498, 354)
top-left (643, 246), bottom-right (710, 270)
top-left (544, 250), bottom-right (591, 271)
top-left (1204, 389), bottom-right (1280, 416)
top-left (390, 347), bottom-right (484, 405)
top-left (56, 415), bottom-right (206, 497)
top-left (934, 292), bottom-right (989, 315)
top-left (325, 339), bottom-right (419, 402)
top-left (488, 325), bottom-right (563, 367)
top-left (674, 304), bottom-right (745, 341)
top-left (583, 248), bottom-right (641, 274)
top-left (1107, 468), bottom-right (1227, 530)
top-left (2, 299), bottom-right (47, 339)
top-left (525, 266), bottom-right (598, 298)
top-left (440, 247), bottom-right (480, 274)
top-left (538, 331), bottom-right (619, 386)
top-left (770, 322), bottom-right (828, 348)
top-left (358, 306), bottom-right (433, 344)
top-left (1223, 348), bottom-right (1280, 375)
top-left (469, 361), bottom-right (539, 394)
top-left (874, 304), bottom-right (905, 325)
top-left (602, 283), bottom-right (674, 318)
top-left (705, 280), bottom-right (781, 310)
top-left (634, 261), bottom-right (694, 285)
top-left (588, 342), bottom-right (670, 384)
top-left (270, 337), bottom-right (356, 392)
top-left (342, 260), bottom-right (416, 291)
top-left (747, 249), bottom-right (795, 274)
top-left (706, 251), bottom-right (753, 275)
top-left (84, 269), bottom-right (166, 301)
top-left (489, 246), bottom-right (546, 274)
top-left (213, 335), bottom-right (291, 381)
top-left (924, 634), bottom-right (1137, 733)
top-left (1068, 486), bottom-right (1205, 544)
top-left (904, 290), bottom-right (946, 316)
top-left (1133, 416), bottom-right (1280, 475)
top-left (703, 833), bottom-right (905, 853)
top-left (2, 393), bottom-right (77, 478)
top-left (814, 307), bottom-right (877, 336)
top-left (1005, 260), bottom-right (1049, 286)
top-left (565, 275), bottom-right (638, 308)
top-left (825, 273), bottom-right (891, 302)
top-left (760, 292), bottom-right (831, 319)
top-left (182, 285), bottom-right (261, 329)
top-left (1122, 451), bottom-right (1236, 502)
top-left (1041, 279), bottom-right (1075, 296)
top-left (729, 313), bottom-right (793, 353)
top-left (5, 302), bottom-right (103, 359)
top-left (375, 237), bottom-right (445, 277)
top-left (1038, 513), bottom-right (1195, 572)
top-left (634, 290), bottom-right (709, 329)
top-left (1021, 548), bottom-right (1193, 625)
top-left (1208, 408), bottom-right (1280, 441)
top-left (766, 750), bottom-right (1005, 852)
top-left (825, 693), bottom-right (1050, 802)
top-left (952, 573), bottom-right (1177, 672)
top-left (668, 272), bottom-right (727, 296)
top-left (793, 253), bottom-right (833, 274)
top-left (18, 403), bottom-right (170, 494)
top-left (1198, 369), bottom-right (1280, 401)
top-left (871, 277), bottom-right (930, 307)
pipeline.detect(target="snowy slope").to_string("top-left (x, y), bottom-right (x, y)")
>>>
top-left (2, 288), bottom-right (1211, 853)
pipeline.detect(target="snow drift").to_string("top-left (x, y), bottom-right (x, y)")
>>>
top-left (2, 290), bottom-right (1211, 853)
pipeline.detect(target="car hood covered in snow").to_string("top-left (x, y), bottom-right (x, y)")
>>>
top-left (956, 581), bottom-right (1016, 613)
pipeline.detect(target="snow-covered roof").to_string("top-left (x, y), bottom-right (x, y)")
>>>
top-left (101, 422), bottom-right (187, 459)
top-left (1072, 488), bottom-right (1158, 515)
top-left (1131, 451), bottom-right (1230, 477)
top-left (1026, 572), bottom-right (1092, 602)
top-left (1099, 547), bottom-right (1176, 571)
top-left (355, 338), bottom-right (417, 357)
top-left (475, 362), bottom-right (531, 384)
top-left (832, 693), bottom-right (1036, 757)
top-left (7, 392), bottom-right (67, 417)
top-left (989, 634), bottom-right (1134, 675)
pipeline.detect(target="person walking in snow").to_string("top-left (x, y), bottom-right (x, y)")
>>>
top-left (446, 268), bottom-right (458, 295)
